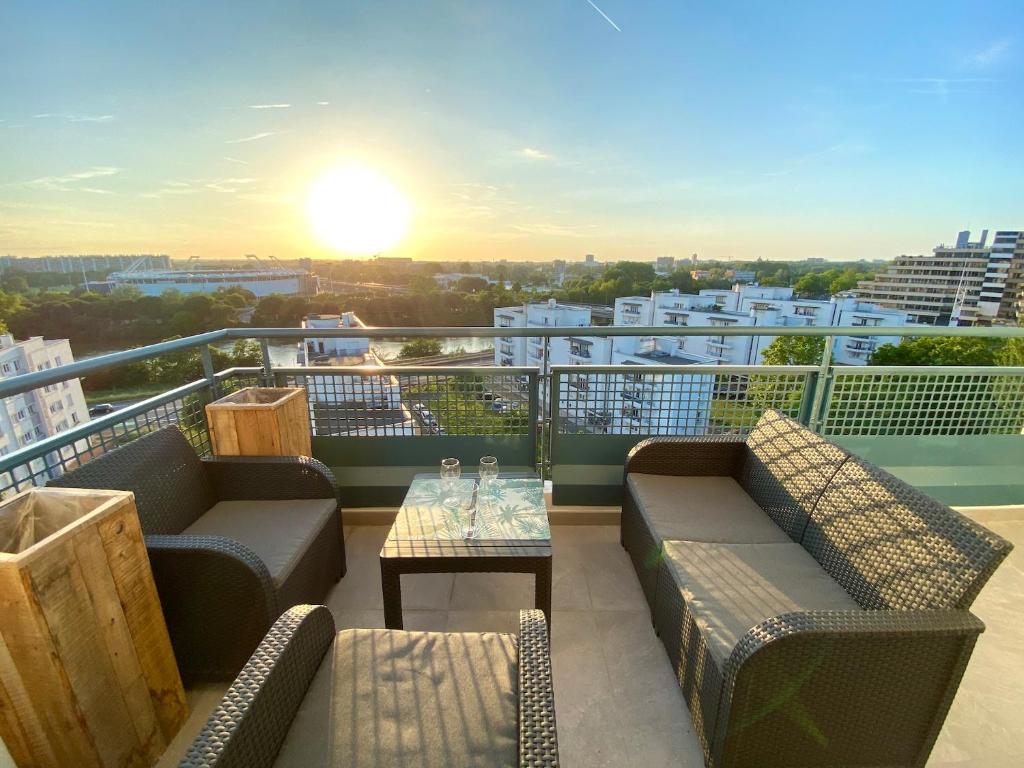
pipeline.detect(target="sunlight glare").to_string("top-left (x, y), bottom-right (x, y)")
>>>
top-left (307, 165), bottom-right (411, 255)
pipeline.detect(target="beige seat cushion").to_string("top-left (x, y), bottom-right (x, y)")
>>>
top-left (274, 628), bottom-right (519, 768)
top-left (663, 540), bottom-right (860, 666)
top-left (181, 498), bottom-right (335, 587)
top-left (627, 474), bottom-right (792, 545)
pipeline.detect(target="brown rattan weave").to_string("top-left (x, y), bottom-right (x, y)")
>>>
top-left (179, 606), bottom-right (560, 767)
top-left (621, 410), bottom-right (1012, 768)
top-left (49, 426), bottom-right (345, 680)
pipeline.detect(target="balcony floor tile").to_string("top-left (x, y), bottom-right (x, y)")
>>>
top-left (129, 509), bottom-right (1024, 768)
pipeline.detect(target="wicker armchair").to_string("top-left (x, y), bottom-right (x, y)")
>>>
top-left (621, 410), bottom-right (1012, 768)
top-left (180, 606), bottom-right (559, 768)
top-left (48, 426), bottom-right (345, 681)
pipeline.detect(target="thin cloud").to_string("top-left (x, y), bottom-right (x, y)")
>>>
top-left (882, 77), bottom-right (1000, 99)
top-left (585, 0), bottom-right (621, 32)
top-left (247, 103), bottom-right (291, 109)
top-left (226, 132), bottom-right (276, 144)
top-left (205, 178), bottom-right (257, 193)
top-left (316, 101), bottom-right (330, 106)
top-left (79, 187), bottom-right (115, 195)
top-left (223, 156), bottom-right (250, 165)
top-left (20, 166), bottom-right (121, 192)
top-left (69, 114), bottom-right (114, 122)
top-left (960, 39), bottom-right (1012, 71)
top-left (521, 147), bottom-right (551, 160)
top-left (32, 113), bottom-right (114, 123)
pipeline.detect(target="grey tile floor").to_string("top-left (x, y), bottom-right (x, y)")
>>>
top-left (147, 511), bottom-right (1024, 768)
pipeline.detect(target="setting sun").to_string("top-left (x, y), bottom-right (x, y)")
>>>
top-left (307, 165), bottom-right (411, 255)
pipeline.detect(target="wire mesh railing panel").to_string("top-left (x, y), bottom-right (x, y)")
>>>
top-left (278, 368), bottom-right (533, 437)
top-left (821, 370), bottom-right (1024, 436)
top-left (0, 384), bottom-right (215, 499)
top-left (554, 367), bottom-right (812, 436)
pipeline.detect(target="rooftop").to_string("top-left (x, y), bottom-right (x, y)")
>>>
top-left (149, 508), bottom-right (1024, 768)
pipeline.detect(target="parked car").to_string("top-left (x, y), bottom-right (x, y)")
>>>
top-left (89, 403), bottom-right (115, 416)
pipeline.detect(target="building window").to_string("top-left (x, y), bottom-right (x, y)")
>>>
top-left (15, 409), bottom-right (25, 421)
top-left (72, 412), bottom-right (80, 425)
top-left (2, 363), bottom-right (10, 374)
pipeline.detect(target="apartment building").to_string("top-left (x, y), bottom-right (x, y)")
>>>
top-left (614, 285), bottom-right (912, 365)
top-left (494, 299), bottom-right (719, 435)
top-left (298, 313), bottom-right (409, 435)
top-left (0, 334), bottom-right (90, 491)
top-left (855, 230), bottom-right (1024, 326)
top-left (992, 231), bottom-right (1024, 322)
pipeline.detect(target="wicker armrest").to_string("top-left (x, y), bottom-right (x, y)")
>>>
top-left (203, 455), bottom-right (339, 504)
top-left (625, 435), bottom-right (746, 478)
top-left (518, 609), bottom-right (559, 767)
top-left (179, 605), bottom-right (336, 768)
top-left (714, 609), bottom-right (986, 767)
top-left (146, 534), bottom-right (279, 681)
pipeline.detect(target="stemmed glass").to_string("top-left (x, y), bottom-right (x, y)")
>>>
top-left (479, 455), bottom-right (499, 498)
top-left (440, 457), bottom-right (461, 507)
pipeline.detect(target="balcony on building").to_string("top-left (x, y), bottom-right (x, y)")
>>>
top-left (0, 323), bottom-right (1021, 768)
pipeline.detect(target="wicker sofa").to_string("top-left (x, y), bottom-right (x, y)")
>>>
top-left (49, 425), bottom-right (345, 680)
top-left (621, 409), bottom-right (1012, 768)
top-left (179, 605), bottom-right (559, 768)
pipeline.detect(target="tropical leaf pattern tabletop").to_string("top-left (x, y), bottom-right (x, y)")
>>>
top-left (390, 476), bottom-right (550, 543)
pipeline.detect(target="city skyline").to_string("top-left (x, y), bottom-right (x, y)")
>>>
top-left (1, 1), bottom-right (1022, 262)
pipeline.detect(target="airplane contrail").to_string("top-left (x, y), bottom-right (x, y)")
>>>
top-left (586, 0), bottom-right (622, 32)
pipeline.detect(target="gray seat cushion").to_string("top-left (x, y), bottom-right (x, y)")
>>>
top-left (662, 540), bottom-right (860, 666)
top-left (181, 498), bottom-right (336, 587)
top-left (627, 474), bottom-right (792, 545)
top-left (274, 628), bottom-right (519, 768)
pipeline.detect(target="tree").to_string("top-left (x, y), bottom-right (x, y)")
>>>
top-left (996, 338), bottom-right (1024, 366)
top-left (1, 272), bottom-right (29, 294)
top-left (761, 335), bottom-right (826, 365)
top-left (398, 339), bottom-right (442, 359)
top-left (870, 337), bottom-right (1002, 366)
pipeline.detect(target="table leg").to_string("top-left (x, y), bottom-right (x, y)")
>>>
top-left (534, 556), bottom-right (552, 633)
top-left (381, 561), bottom-right (404, 629)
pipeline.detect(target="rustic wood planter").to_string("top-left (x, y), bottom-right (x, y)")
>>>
top-left (0, 487), bottom-right (187, 768)
top-left (206, 386), bottom-right (312, 457)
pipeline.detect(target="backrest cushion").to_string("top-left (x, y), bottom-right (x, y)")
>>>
top-left (803, 455), bottom-right (1012, 610)
top-left (739, 410), bottom-right (850, 541)
top-left (48, 426), bottom-right (215, 534)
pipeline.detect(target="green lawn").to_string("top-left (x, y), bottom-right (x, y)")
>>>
top-left (83, 383), bottom-right (172, 405)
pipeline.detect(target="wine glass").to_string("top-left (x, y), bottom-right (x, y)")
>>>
top-left (479, 455), bottom-right (499, 497)
top-left (440, 457), bottom-right (461, 507)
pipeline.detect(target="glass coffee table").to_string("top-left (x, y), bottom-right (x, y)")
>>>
top-left (380, 473), bottom-right (552, 631)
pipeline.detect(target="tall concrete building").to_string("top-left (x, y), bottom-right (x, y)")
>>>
top-left (0, 334), bottom-right (91, 491)
top-left (855, 230), bottom-right (1024, 326)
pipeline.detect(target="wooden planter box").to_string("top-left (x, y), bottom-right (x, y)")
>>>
top-left (0, 488), bottom-right (187, 768)
top-left (206, 386), bottom-right (312, 457)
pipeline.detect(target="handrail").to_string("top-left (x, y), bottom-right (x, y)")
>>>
top-left (0, 330), bottom-right (227, 398)
top-left (230, 325), bottom-right (1024, 340)
top-left (273, 364), bottom-right (536, 376)
top-left (552, 364), bottom-right (819, 375)
top-left (0, 377), bottom-right (214, 476)
top-left (1, 322), bottom-right (1023, 400)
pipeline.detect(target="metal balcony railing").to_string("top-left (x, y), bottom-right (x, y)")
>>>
top-left (0, 324), bottom-right (1022, 506)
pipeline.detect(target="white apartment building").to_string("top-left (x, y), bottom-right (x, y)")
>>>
top-left (614, 285), bottom-right (913, 365)
top-left (493, 285), bottom-right (915, 435)
top-left (494, 299), bottom-right (719, 435)
top-left (855, 230), bottom-right (1024, 326)
top-left (298, 313), bottom-right (410, 435)
top-left (0, 335), bottom-right (90, 491)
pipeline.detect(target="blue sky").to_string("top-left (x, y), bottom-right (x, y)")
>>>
top-left (1, 1), bottom-right (1021, 261)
